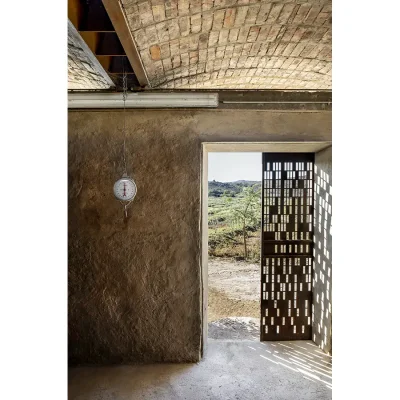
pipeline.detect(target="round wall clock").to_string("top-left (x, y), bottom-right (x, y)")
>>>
top-left (113, 175), bottom-right (137, 202)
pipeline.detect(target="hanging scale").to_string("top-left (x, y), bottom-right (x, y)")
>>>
top-left (113, 64), bottom-right (137, 217)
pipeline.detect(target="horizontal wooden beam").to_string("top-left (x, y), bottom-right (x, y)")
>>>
top-left (79, 31), bottom-right (99, 54)
top-left (102, 0), bottom-right (149, 87)
top-left (96, 55), bottom-right (112, 72)
top-left (108, 56), bottom-right (134, 73)
top-left (95, 32), bottom-right (125, 56)
top-left (68, 20), bottom-right (115, 89)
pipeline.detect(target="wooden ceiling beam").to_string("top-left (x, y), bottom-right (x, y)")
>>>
top-left (97, 56), bottom-right (135, 74)
top-left (68, 0), bottom-right (81, 28)
top-left (96, 55), bottom-right (112, 72)
top-left (95, 32), bottom-right (125, 56)
top-left (102, 0), bottom-right (149, 88)
top-left (68, 0), bottom-right (142, 90)
top-left (79, 0), bottom-right (114, 32)
top-left (79, 31), bottom-right (100, 55)
top-left (108, 56), bottom-right (134, 73)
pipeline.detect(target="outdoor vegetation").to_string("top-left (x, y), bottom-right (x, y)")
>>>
top-left (208, 180), bottom-right (261, 261)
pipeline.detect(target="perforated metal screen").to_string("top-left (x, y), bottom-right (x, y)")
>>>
top-left (261, 153), bottom-right (314, 341)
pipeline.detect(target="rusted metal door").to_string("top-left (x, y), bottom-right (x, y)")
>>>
top-left (261, 153), bottom-right (314, 341)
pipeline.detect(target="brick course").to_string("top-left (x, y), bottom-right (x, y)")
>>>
top-left (122, 0), bottom-right (332, 89)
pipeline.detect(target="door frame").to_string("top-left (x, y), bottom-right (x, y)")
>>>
top-left (200, 142), bottom-right (331, 358)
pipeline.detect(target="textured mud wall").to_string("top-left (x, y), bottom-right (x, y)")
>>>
top-left (68, 109), bottom-right (331, 365)
top-left (312, 146), bottom-right (332, 354)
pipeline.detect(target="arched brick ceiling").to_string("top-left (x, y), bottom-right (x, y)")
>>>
top-left (121, 0), bottom-right (331, 89)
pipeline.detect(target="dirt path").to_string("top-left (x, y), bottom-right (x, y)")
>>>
top-left (208, 258), bottom-right (260, 340)
top-left (208, 317), bottom-right (260, 340)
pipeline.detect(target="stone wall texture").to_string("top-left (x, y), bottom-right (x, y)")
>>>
top-left (312, 146), bottom-right (332, 354)
top-left (68, 20), bottom-right (115, 90)
top-left (121, 0), bottom-right (332, 89)
top-left (68, 109), bottom-right (332, 365)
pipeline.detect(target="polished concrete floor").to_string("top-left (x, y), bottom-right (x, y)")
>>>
top-left (69, 340), bottom-right (332, 400)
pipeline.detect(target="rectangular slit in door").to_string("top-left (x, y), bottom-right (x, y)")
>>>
top-left (261, 153), bottom-right (314, 341)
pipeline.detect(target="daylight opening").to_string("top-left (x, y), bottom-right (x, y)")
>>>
top-left (207, 152), bottom-right (262, 341)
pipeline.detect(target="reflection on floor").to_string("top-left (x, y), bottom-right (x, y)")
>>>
top-left (69, 340), bottom-right (332, 400)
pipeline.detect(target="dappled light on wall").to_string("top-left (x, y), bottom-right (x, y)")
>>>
top-left (312, 164), bottom-right (332, 354)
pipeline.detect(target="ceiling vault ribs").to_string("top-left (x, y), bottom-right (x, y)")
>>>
top-left (119, 0), bottom-right (332, 90)
top-left (127, 3), bottom-right (330, 34)
top-left (152, 67), bottom-right (329, 89)
top-left (131, 25), bottom-right (331, 51)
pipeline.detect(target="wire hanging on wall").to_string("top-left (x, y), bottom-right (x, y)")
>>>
top-left (113, 58), bottom-right (137, 218)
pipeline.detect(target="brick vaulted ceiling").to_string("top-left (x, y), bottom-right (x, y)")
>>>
top-left (121, 0), bottom-right (332, 89)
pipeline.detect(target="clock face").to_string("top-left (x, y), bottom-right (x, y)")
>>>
top-left (113, 178), bottom-right (137, 201)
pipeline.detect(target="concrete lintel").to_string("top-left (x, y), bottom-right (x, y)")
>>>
top-left (204, 142), bottom-right (332, 153)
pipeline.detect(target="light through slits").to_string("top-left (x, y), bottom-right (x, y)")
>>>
top-left (257, 341), bottom-right (332, 390)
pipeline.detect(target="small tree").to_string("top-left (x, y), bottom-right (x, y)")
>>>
top-left (224, 184), bottom-right (261, 259)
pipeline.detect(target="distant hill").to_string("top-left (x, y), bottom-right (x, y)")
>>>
top-left (208, 180), bottom-right (261, 197)
top-left (232, 180), bottom-right (261, 185)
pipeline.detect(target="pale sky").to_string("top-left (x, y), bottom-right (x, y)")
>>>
top-left (208, 152), bottom-right (261, 182)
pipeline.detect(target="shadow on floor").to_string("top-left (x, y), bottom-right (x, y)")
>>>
top-left (69, 340), bottom-right (331, 400)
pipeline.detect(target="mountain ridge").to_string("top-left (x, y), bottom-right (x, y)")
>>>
top-left (208, 180), bottom-right (261, 197)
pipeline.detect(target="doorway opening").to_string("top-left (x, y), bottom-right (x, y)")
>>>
top-left (201, 142), bottom-right (332, 355)
top-left (207, 152), bottom-right (262, 341)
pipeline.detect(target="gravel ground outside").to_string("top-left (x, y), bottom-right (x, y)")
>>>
top-left (208, 258), bottom-right (260, 340)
